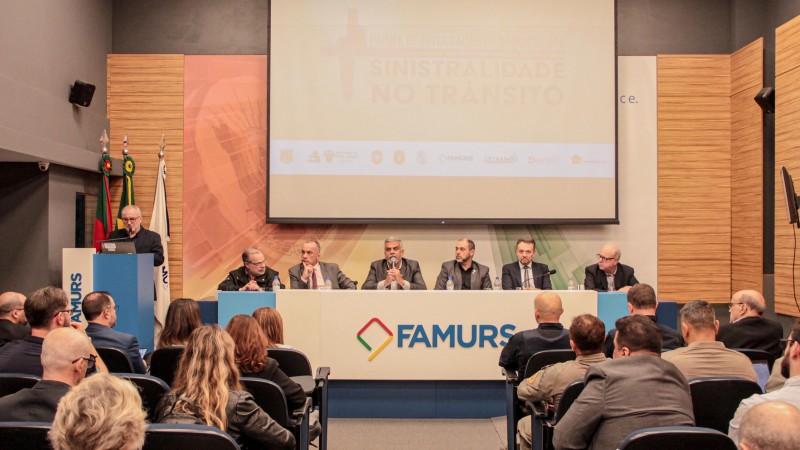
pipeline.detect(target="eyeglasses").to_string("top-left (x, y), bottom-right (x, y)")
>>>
top-left (105, 305), bottom-right (119, 312)
top-left (781, 338), bottom-right (797, 346)
top-left (597, 254), bottom-right (617, 262)
top-left (54, 309), bottom-right (72, 317)
top-left (72, 354), bottom-right (97, 370)
top-left (121, 217), bottom-right (141, 223)
top-left (246, 260), bottom-right (266, 267)
top-left (728, 302), bottom-right (745, 309)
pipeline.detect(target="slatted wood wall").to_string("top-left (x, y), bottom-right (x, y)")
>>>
top-left (731, 39), bottom-right (764, 295)
top-left (657, 55), bottom-right (732, 303)
top-left (107, 55), bottom-right (184, 300)
top-left (776, 17), bottom-right (800, 317)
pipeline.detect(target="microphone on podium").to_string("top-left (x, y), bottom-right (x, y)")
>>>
top-left (533, 269), bottom-right (557, 279)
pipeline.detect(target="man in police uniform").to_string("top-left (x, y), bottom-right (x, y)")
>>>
top-left (516, 314), bottom-right (608, 450)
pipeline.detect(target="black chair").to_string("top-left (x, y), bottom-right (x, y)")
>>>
top-left (144, 423), bottom-right (239, 450)
top-left (96, 346), bottom-right (135, 373)
top-left (617, 426), bottom-right (737, 450)
top-left (118, 373), bottom-right (171, 422)
top-left (148, 346), bottom-right (184, 387)
top-left (0, 421), bottom-right (51, 450)
top-left (503, 349), bottom-right (576, 450)
top-left (315, 366), bottom-right (330, 450)
top-left (734, 348), bottom-right (776, 372)
top-left (527, 379), bottom-right (585, 450)
top-left (688, 376), bottom-right (762, 433)
top-left (0, 373), bottom-right (40, 398)
top-left (241, 377), bottom-right (312, 450)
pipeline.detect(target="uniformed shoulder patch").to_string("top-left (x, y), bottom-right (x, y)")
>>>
top-left (526, 364), bottom-right (555, 387)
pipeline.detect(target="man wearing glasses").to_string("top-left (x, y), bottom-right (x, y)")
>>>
top-left (107, 205), bottom-right (164, 266)
top-left (717, 289), bottom-right (784, 361)
top-left (0, 287), bottom-right (107, 376)
top-left (584, 243), bottom-right (639, 292)
top-left (83, 291), bottom-right (147, 374)
top-left (218, 247), bottom-right (282, 291)
top-left (0, 327), bottom-right (93, 422)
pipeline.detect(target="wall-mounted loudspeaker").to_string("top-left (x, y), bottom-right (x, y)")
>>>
top-left (69, 80), bottom-right (95, 107)
top-left (754, 87), bottom-right (775, 114)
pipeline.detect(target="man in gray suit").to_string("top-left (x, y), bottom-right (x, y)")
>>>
top-left (288, 240), bottom-right (355, 289)
top-left (362, 237), bottom-right (427, 290)
top-left (553, 315), bottom-right (695, 450)
top-left (434, 238), bottom-right (492, 290)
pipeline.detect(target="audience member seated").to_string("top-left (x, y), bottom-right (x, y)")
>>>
top-left (157, 298), bottom-right (202, 349)
top-left (83, 291), bottom-right (147, 373)
top-left (0, 286), bottom-right (107, 376)
top-left (0, 291), bottom-right (29, 345)
top-left (289, 240), bottom-right (356, 289)
top-left (766, 356), bottom-right (787, 392)
top-left (218, 247), bottom-right (281, 292)
top-left (155, 325), bottom-right (295, 450)
top-left (501, 238), bottom-right (552, 290)
top-left (49, 373), bottom-right (147, 450)
top-left (583, 243), bottom-right (638, 292)
top-left (553, 315), bottom-right (695, 450)
top-left (662, 300), bottom-right (757, 382)
top-left (717, 289), bottom-right (784, 361)
top-left (729, 320), bottom-right (800, 444)
top-left (517, 314), bottom-right (608, 450)
top-left (499, 292), bottom-right (570, 374)
top-left (253, 307), bottom-right (290, 349)
top-left (0, 327), bottom-right (91, 422)
top-left (602, 283), bottom-right (683, 357)
top-left (737, 401), bottom-right (800, 450)
top-left (362, 236), bottom-right (427, 290)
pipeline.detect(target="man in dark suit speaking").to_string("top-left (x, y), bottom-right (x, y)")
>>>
top-left (362, 237), bottom-right (427, 290)
top-left (584, 243), bottom-right (638, 292)
top-left (83, 291), bottom-right (147, 374)
top-left (501, 238), bottom-right (552, 290)
top-left (289, 240), bottom-right (355, 289)
top-left (107, 205), bottom-right (164, 266)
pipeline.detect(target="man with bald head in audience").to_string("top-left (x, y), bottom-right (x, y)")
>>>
top-left (718, 289), bottom-right (784, 361)
top-left (584, 243), bottom-right (638, 292)
top-left (0, 327), bottom-right (92, 422)
top-left (662, 300), bottom-right (757, 382)
top-left (729, 320), bottom-right (800, 444)
top-left (0, 287), bottom-right (106, 376)
top-left (0, 291), bottom-right (29, 345)
top-left (602, 283), bottom-right (683, 357)
top-left (499, 292), bottom-right (570, 378)
top-left (737, 401), bottom-right (800, 450)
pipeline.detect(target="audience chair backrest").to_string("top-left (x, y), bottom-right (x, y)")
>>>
top-left (733, 348), bottom-right (775, 371)
top-left (0, 373), bottom-right (40, 398)
top-left (118, 373), bottom-right (171, 422)
top-left (96, 346), bottom-right (135, 373)
top-left (524, 349), bottom-right (576, 379)
top-left (617, 426), bottom-right (737, 450)
top-left (554, 379), bottom-right (585, 422)
top-left (688, 376), bottom-right (763, 433)
top-left (148, 346), bottom-right (184, 387)
top-left (144, 423), bottom-right (239, 450)
top-left (240, 377), bottom-right (290, 427)
top-left (0, 421), bottom-right (51, 450)
top-left (268, 348), bottom-right (313, 377)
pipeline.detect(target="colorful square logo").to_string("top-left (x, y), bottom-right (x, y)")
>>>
top-left (357, 318), bottom-right (393, 361)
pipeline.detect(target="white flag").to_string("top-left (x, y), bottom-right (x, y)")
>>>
top-left (150, 158), bottom-right (171, 343)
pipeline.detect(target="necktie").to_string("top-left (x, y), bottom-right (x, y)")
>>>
top-left (312, 271), bottom-right (318, 289)
top-left (523, 265), bottom-right (531, 288)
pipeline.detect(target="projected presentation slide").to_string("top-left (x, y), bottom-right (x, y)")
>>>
top-left (269, 0), bottom-right (617, 222)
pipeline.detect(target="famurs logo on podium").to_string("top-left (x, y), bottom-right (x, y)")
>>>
top-left (357, 318), bottom-right (394, 361)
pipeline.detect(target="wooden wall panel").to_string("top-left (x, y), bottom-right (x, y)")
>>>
top-left (730, 39), bottom-right (764, 295)
top-left (658, 55), bottom-right (731, 303)
top-left (776, 17), bottom-right (800, 317)
top-left (107, 55), bottom-right (184, 300)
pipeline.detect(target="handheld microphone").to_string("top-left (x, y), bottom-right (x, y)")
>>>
top-left (390, 256), bottom-right (398, 269)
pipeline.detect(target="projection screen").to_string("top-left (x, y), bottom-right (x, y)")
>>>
top-left (268, 0), bottom-right (617, 223)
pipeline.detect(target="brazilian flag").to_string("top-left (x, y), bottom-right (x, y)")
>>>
top-left (116, 155), bottom-right (136, 230)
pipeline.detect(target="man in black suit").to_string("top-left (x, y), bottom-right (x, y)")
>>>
top-left (717, 289), bottom-right (784, 360)
top-left (218, 247), bottom-right (282, 291)
top-left (0, 291), bottom-right (29, 345)
top-left (83, 291), bottom-right (147, 374)
top-left (584, 243), bottom-right (638, 292)
top-left (602, 283), bottom-right (683, 357)
top-left (107, 205), bottom-right (164, 266)
top-left (0, 327), bottom-right (91, 422)
top-left (501, 238), bottom-right (552, 290)
top-left (362, 237), bottom-right (427, 290)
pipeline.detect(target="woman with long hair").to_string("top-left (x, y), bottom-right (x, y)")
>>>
top-left (252, 307), bottom-right (289, 348)
top-left (156, 325), bottom-right (294, 449)
top-left (225, 314), bottom-right (306, 411)
top-left (157, 298), bottom-right (202, 349)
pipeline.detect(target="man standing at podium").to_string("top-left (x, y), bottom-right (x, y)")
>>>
top-left (107, 205), bottom-right (163, 266)
top-left (218, 247), bottom-right (281, 291)
top-left (501, 238), bottom-right (552, 290)
top-left (362, 237), bottom-right (427, 290)
top-left (434, 238), bottom-right (492, 290)
top-left (289, 240), bottom-right (355, 289)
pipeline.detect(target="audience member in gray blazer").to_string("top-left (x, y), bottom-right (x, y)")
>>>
top-left (553, 315), bottom-right (695, 450)
top-left (434, 238), bottom-right (492, 290)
